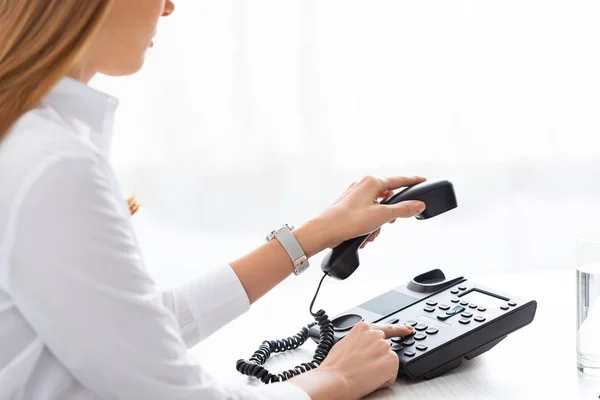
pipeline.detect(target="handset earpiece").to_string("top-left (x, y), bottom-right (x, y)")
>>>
top-left (321, 180), bottom-right (457, 280)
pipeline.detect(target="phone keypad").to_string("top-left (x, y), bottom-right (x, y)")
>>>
top-left (387, 282), bottom-right (518, 365)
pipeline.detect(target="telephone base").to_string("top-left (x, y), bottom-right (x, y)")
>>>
top-left (400, 334), bottom-right (507, 380)
top-left (308, 269), bottom-right (537, 381)
top-left (419, 358), bottom-right (463, 380)
top-left (464, 334), bottom-right (506, 360)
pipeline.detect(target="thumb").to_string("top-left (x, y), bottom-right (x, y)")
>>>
top-left (389, 200), bottom-right (426, 219)
top-left (370, 323), bottom-right (414, 339)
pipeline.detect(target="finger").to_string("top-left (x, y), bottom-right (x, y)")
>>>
top-left (389, 218), bottom-right (397, 224)
top-left (388, 200), bottom-right (426, 219)
top-left (360, 228), bottom-right (380, 248)
top-left (377, 189), bottom-right (393, 201)
top-left (377, 374), bottom-right (397, 390)
top-left (379, 374), bottom-right (398, 390)
top-left (371, 229), bottom-right (380, 241)
top-left (360, 237), bottom-right (373, 249)
top-left (350, 321), bottom-right (371, 333)
top-left (369, 323), bottom-right (414, 338)
top-left (376, 175), bottom-right (426, 192)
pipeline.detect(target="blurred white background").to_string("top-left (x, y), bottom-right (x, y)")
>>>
top-left (91, 0), bottom-right (600, 289)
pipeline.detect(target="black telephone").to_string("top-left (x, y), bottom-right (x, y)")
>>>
top-left (236, 180), bottom-right (537, 383)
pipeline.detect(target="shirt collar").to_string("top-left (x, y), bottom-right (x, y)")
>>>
top-left (41, 76), bottom-right (119, 153)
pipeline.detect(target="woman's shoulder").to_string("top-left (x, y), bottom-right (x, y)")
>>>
top-left (1, 103), bottom-right (101, 162)
top-left (0, 104), bottom-right (108, 212)
top-left (1, 103), bottom-right (105, 175)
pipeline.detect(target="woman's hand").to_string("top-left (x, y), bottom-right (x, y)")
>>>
top-left (289, 322), bottom-right (415, 400)
top-left (230, 175), bottom-right (426, 305)
top-left (316, 175), bottom-right (427, 249)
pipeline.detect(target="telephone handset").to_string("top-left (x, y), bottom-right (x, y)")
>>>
top-left (321, 180), bottom-right (458, 280)
top-left (236, 180), bottom-right (458, 384)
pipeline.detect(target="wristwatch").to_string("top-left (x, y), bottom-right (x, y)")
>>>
top-left (266, 224), bottom-right (309, 275)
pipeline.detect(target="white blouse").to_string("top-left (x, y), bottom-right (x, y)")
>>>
top-left (0, 77), bottom-right (309, 400)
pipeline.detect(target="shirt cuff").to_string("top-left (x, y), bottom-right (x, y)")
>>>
top-left (173, 264), bottom-right (250, 346)
top-left (251, 382), bottom-right (311, 400)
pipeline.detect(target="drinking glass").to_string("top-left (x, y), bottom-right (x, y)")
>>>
top-left (576, 232), bottom-right (600, 375)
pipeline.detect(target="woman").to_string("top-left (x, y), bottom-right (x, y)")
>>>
top-left (0, 1), bottom-right (427, 399)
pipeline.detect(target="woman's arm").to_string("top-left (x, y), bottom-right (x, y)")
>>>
top-left (162, 176), bottom-right (426, 347)
top-left (230, 175), bottom-right (427, 304)
top-left (229, 218), bottom-right (330, 304)
top-left (159, 221), bottom-right (330, 348)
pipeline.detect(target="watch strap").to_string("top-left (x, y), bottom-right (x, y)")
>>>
top-left (267, 225), bottom-right (309, 275)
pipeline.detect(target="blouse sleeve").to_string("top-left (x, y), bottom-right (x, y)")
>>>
top-left (160, 264), bottom-right (251, 348)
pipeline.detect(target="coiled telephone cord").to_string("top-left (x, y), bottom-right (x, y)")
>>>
top-left (235, 272), bottom-right (334, 383)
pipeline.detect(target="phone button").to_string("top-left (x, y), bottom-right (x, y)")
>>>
top-left (404, 351), bottom-right (416, 357)
top-left (439, 305), bottom-right (465, 321)
top-left (446, 306), bottom-right (465, 315)
top-left (401, 339), bottom-right (415, 346)
top-left (426, 328), bottom-right (439, 335)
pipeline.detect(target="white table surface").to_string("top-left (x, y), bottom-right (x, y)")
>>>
top-left (189, 268), bottom-right (600, 399)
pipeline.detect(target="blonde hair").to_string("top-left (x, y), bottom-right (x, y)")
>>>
top-left (0, 0), bottom-right (140, 215)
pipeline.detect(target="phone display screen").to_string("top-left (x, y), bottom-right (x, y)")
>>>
top-left (360, 290), bottom-right (418, 315)
top-left (460, 289), bottom-right (507, 308)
